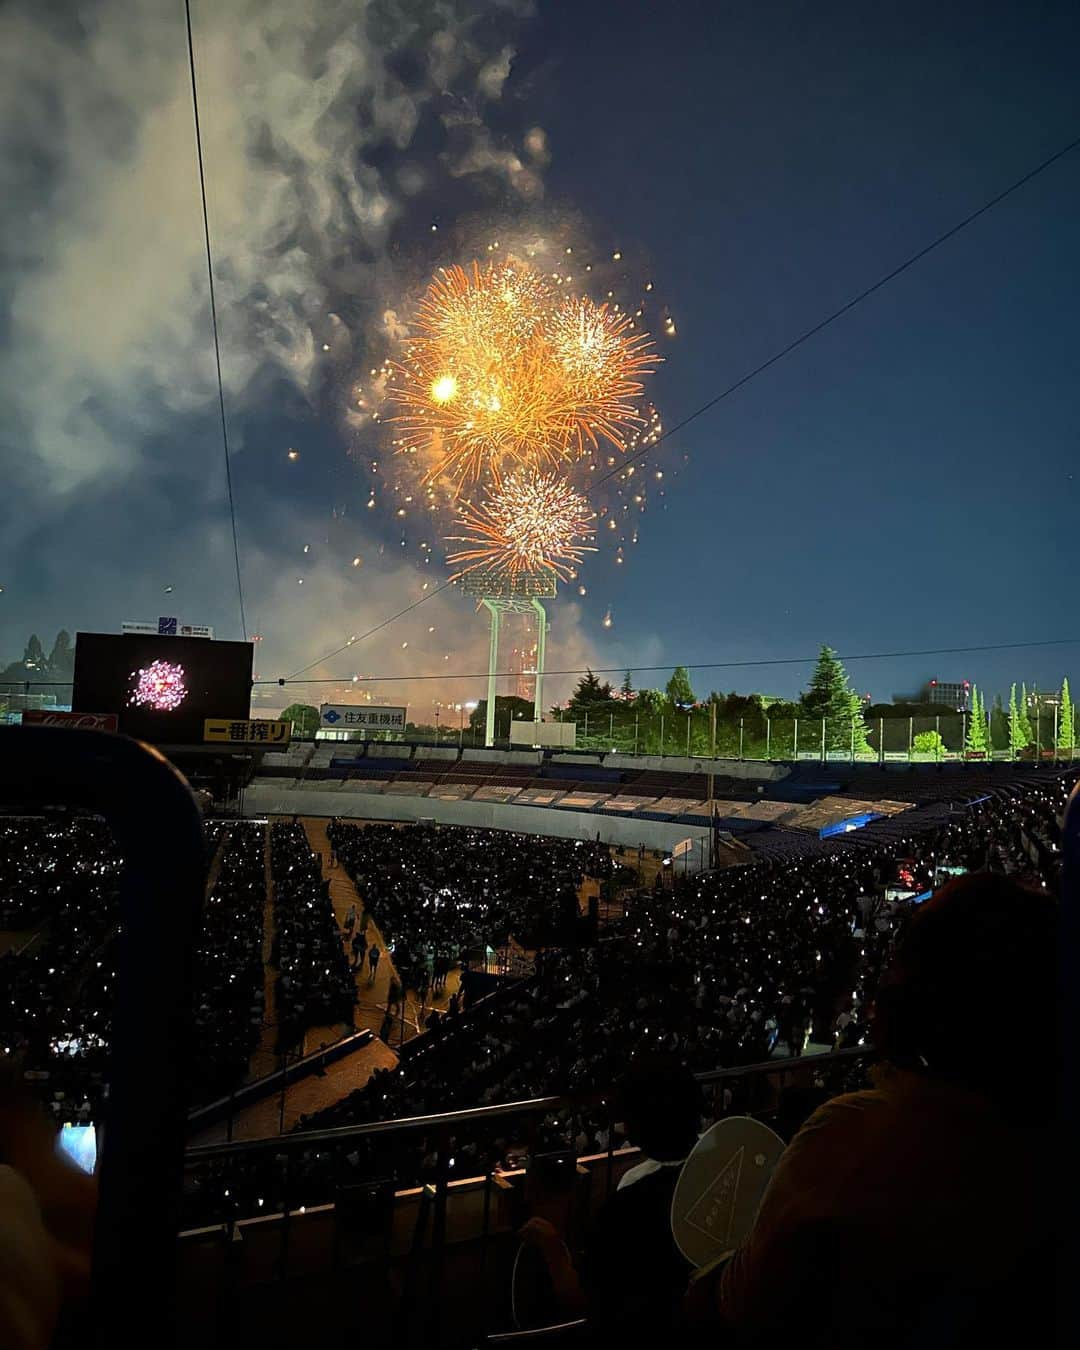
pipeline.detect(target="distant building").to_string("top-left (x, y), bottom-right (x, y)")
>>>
top-left (1027, 688), bottom-right (1060, 714)
top-left (509, 620), bottom-right (538, 701)
top-left (921, 679), bottom-right (971, 711)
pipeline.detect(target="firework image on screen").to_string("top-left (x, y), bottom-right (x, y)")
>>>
top-left (72, 633), bottom-right (252, 744)
top-left (128, 659), bottom-right (187, 712)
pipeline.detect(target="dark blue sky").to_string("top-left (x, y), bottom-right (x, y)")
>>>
top-left (513, 0), bottom-right (1080, 699)
top-left (2, 0), bottom-right (1078, 708)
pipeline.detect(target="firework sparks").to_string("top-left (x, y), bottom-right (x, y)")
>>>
top-left (447, 471), bottom-right (596, 582)
top-left (128, 660), bottom-right (187, 712)
top-left (388, 259), bottom-right (659, 486)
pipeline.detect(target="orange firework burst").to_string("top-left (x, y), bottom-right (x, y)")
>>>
top-left (389, 259), bottom-right (659, 486)
top-left (447, 471), bottom-right (597, 582)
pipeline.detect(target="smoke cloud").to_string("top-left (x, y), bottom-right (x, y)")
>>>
top-left (1, 0), bottom-right (539, 494)
top-left (0, 0), bottom-right (623, 697)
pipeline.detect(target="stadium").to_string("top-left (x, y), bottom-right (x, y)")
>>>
top-left (2, 2), bottom-right (1079, 1347)
top-left (1, 623), bottom-right (1077, 1345)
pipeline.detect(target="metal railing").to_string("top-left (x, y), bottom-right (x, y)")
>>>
top-left (185, 1045), bottom-right (869, 1164)
top-left (277, 723), bottom-right (1080, 767)
top-left (178, 1047), bottom-right (873, 1346)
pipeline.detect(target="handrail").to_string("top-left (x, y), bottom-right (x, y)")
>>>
top-left (184, 1045), bottom-right (871, 1161)
top-left (186, 1028), bottom-right (374, 1130)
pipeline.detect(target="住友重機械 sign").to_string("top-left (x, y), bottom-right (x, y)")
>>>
top-left (320, 704), bottom-right (406, 731)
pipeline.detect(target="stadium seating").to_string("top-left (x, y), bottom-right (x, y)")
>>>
top-left (4, 767), bottom-right (1074, 1350)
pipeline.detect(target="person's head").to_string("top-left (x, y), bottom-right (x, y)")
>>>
top-left (872, 873), bottom-right (1057, 1113)
top-left (615, 1054), bottom-right (702, 1161)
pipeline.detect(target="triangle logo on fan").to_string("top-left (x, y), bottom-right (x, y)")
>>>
top-left (683, 1144), bottom-right (744, 1246)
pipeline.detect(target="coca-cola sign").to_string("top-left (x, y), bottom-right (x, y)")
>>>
top-left (21, 710), bottom-right (119, 732)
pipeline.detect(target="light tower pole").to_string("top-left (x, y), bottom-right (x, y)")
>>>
top-left (530, 596), bottom-right (548, 727)
top-left (462, 569), bottom-right (556, 747)
top-left (480, 598), bottom-right (502, 750)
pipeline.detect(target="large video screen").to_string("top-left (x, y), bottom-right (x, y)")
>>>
top-left (72, 633), bottom-right (252, 744)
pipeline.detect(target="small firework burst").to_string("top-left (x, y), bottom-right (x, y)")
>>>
top-left (447, 471), bottom-right (596, 583)
top-left (128, 660), bottom-right (187, 712)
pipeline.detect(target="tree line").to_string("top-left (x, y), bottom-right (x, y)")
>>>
top-left (557, 646), bottom-right (1077, 758)
top-left (0, 631), bottom-right (75, 689)
top-left (278, 645), bottom-right (1076, 758)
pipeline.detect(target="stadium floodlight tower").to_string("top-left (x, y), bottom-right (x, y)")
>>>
top-left (459, 568), bottom-right (556, 747)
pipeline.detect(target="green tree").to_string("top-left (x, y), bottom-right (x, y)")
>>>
top-left (1008, 684), bottom-right (1025, 756)
top-left (48, 630), bottom-right (74, 675)
top-left (1058, 677), bottom-right (1075, 755)
top-left (800, 645), bottom-right (870, 751)
top-left (620, 670), bottom-right (635, 700)
top-left (912, 729), bottom-right (946, 759)
top-left (1017, 683), bottom-right (1034, 748)
top-left (719, 692), bottom-right (768, 745)
top-left (634, 688), bottom-right (665, 715)
top-left (865, 701), bottom-right (951, 720)
top-left (665, 665), bottom-right (696, 707)
top-left (568, 668), bottom-right (614, 715)
top-left (964, 685), bottom-right (987, 754)
top-left (849, 692), bottom-right (872, 754)
top-left (23, 635), bottom-right (46, 670)
top-left (470, 695), bottom-right (535, 739)
top-left (280, 703), bottom-right (320, 736)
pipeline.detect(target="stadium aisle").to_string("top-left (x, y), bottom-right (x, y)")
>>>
top-left (188, 1038), bottom-right (398, 1143)
top-left (299, 818), bottom-right (461, 1051)
top-left (245, 825), bottom-right (280, 1081)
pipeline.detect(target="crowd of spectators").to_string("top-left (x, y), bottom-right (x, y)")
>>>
top-left (2, 818), bottom-right (275, 1122)
top-left (270, 821), bottom-right (355, 1053)
top-left (291, 774), bottom-right (1074, 1189)
top-left (4, 769), bottom-right (1074, 1232)
top-left (0, 818), bottom-right (121, 1125)
top-left (188, 823), bottom-right (267, 1103)
top-left (326, 820), bottom-right (611, 993)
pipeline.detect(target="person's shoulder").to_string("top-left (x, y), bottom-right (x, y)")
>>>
top-left (789, 1087), bottom-right (891, 1146)
top-left (608, 1165), bottom-right (680, 1218)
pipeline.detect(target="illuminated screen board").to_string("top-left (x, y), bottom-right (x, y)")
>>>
top-left (72, 632), bottom-right (252, 744)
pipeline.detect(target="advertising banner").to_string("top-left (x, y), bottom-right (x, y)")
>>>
top-left (121, 620), bottom-right (214, 638)
top-left (320, 704), bottom-right (406, 731)
top-left (204, 719), bottom-right (291, 745)
top-left (21, 709), bottom-right (119, 732)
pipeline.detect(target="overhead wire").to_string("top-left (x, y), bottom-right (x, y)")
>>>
top-left (284, 581), bottom-right (457, 681)
top-left (184, 0), bottom-right (247, 641)
top-left (587, 129), bottom-right (1080, 495)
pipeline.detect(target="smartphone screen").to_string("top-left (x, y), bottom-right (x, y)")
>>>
top-left (58, 1123), bottom-right (97, 1175)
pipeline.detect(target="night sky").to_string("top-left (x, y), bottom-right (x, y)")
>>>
top-left (2, 0), bottom-right (1078, 709)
